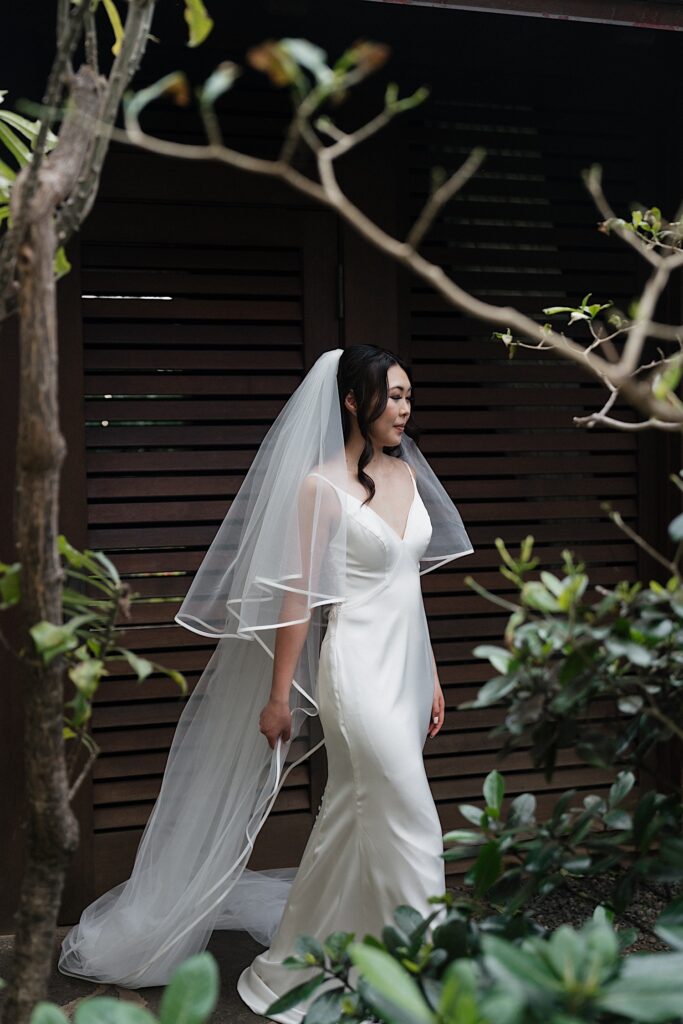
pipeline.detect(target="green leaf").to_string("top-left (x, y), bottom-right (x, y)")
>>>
top-left (303, 988), bottom-right (347, 1024)
top-left (158, 665), bottom-right (188, 694)
top-left (458, 804), bottom-right (485, 826)
top-left (482, 935), bottom-right (563, 992)
top-left (75, 999), bottom-right (157, 1024)
top-left (540, 572), bottom-right (563, 596)
top-left (0, 561), bottom-right (21, 608)
top-left (508, 792), bottom-right (536, 828)
top-left (617, 695), bottom-right (644, 714)
top-left (655, 897), bottom-right (683, 950)
top-left (53, 245), bottom-right (71, 279)
top-left (348, 944), bottom-right (433, 1024)
top-left (294, 935), bottom-right (325, 965)
top-left (0, 109), bottom-right (58, 150)
top-left (483, 770), bottom-right (505, 814)
top-left (184, 0), bottom-right (214, 47)
top-left (472, 841), bottom-right (502, 897)
top-left (394, 905), bottom-right (424, 939)
top-left (473, 645), bottom-right (512, 674)
top-left (597, 953), bottom-right (683, 1022)
top-left (91, 549), bottom-right (121, 587)
top-left (68, 658), bottom-right (105, 699)
top-left (323, 931), bottom-right (354, 961)
top-left (467, 674), bottom-right (517, 707)
top-left (266, 973), bottom-right (326, 1016)
top-left (0, 120), bottom-right (31, 165)
top-left (30, 621), bottom-right (79, 664)
top-left (521, 581), bottom-right (560, 613)
top-left (603, 809), bottom-right (632, 830)
top-left (442, 829), bottom-right (483, 846)
top-left (281, 38), bottom-right (333, 86)
top-left (119, 648), bottom-right (154, 682)
top-left (668, 513), bottom-right (683, 542)
top-left (546, 926), bottom-right (585, 982)
top-left (609, 771), bottom-right (635, 808)
top-left (158, 953), bottom-right (219, 1024)
top-left (200, 63), bottom-right (240, 108)
top-left (30, 1004), bottom-right (70, 1024)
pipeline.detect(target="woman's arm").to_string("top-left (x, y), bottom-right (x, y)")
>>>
top-left (259, 592), bottom-right (310, 749)
top-left (259, 474), bottom-right (337, 750)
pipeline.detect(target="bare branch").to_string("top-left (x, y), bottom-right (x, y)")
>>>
top-left (583, 165), bottom-right (663, 268)
top-left (16, 48), bottom-right (683, 432)
top-left (618, 260), bottom-right (677, 379)
top-left (574, 411), bottom-right (681, 431)
top-left (604, 505), bottom-right (679, 575)
top-left (406, 146), bottom-right (486, 250)
top-left (84, 6), bottom-right (99, 74)
top-left (54, 0), bottom-right (158, 243)
top-left (68, 740), bottom-right (101, 802)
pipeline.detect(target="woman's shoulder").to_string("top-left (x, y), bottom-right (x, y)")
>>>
top-left (301, 464), bottom-right (343, 503)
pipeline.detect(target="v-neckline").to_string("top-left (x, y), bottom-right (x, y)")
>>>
top-left (346, 476), bottom-right (417, 545)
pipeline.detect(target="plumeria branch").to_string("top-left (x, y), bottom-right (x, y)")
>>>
top-left (8, 36), bottom-right (683, 432)
top-left (114, 50), bottom-right (683, 431)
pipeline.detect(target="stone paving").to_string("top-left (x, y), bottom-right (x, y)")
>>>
top-left (0, 929), bottom-right (268, 1023)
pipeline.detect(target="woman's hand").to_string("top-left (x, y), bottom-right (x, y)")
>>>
top-left (259, 697), bottom-right (292, 750)
top-left (428, 680), bottom-right (445, 739)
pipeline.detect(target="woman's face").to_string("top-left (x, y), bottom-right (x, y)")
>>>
top-left (369, 363), bottom-right (412, 447)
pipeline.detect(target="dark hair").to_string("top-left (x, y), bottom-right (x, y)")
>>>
top-left (337, 345), bottom-right (416, 504)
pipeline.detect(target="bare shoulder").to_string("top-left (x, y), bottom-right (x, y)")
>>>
top-left (300, 464), bottom-right (340, 506)
top-left (399, 458), bottom-right (416, 480)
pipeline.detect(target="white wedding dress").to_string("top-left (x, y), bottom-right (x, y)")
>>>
top-left (238, 464), bottom-right (446, 1021)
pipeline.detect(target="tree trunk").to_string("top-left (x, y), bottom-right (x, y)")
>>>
top-left (1, 67), bottom-right (104, 1024)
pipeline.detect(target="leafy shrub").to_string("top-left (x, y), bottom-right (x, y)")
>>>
top-left (272, 903), bottom-right (683, 1024)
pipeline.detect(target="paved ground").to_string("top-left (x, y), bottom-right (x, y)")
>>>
top-left (0, 929), bottom-right (269, 1023)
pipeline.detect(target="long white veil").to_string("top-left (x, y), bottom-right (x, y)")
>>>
top-left (58, 347), bottom-right (472, 988)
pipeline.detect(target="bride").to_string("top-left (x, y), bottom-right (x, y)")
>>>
top-left (58, 345), bottom-right (472, 1019)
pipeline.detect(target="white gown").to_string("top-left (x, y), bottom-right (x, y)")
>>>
top-left (238, 466), bottom-right (446, 1021)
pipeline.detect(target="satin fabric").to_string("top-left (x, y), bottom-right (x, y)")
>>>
top-left (238, 463), bottom-right (449, 1022)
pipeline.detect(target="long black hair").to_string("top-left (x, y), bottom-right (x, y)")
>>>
top-left (337, 345), bottom-right (417, 504)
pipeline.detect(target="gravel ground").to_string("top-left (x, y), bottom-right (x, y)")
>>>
top-left (449, 874), bottom-right (682, 952)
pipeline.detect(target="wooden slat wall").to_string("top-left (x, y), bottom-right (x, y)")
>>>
top-left (397, 84), bottom-right (644, 847)
top-left (77, 92), bottom-right (338, 897)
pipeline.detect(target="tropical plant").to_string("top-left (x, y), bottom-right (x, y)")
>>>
top-left (463, 496), bottom-right (683, 781)
top-left (443, 769), bottom-right (683, 920)
top-left (270, 903), bottom-right (683, 1024)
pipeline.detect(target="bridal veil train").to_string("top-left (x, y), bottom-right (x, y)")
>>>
top-left (58, 347), bottom-right (472, 990)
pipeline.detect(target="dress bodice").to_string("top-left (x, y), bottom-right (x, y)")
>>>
top-left (309, 468), bottom-right (433, 607)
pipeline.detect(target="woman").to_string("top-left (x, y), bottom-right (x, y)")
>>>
top-left (58, 346), bottom-right (472, 1007)
top-left (238, 346), bottom-right (473, 1020)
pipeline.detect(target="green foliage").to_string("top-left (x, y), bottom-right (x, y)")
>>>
top-left (3, 535), bottom-right (185, 754)
top-left (0, 91), bottom-right (69, 277)
top-left (462, 530), bottom-right (683, 778)
top-left (27, 954), bottom-right (217, 1024)
top-left (0, 560), bottom-right (21, 609)
top-left (443, 770), bottom-right (683, 916)
top-left (183, 0), bottom-right (214, 48)
top-left (598, 203), bottom-right (683, 254)
top-left (275, 905), bottom-right (683, 1024)
top-left (125, 36), bottom-right (428, 156)
top-left (542, 292), bottom-right (614, 325)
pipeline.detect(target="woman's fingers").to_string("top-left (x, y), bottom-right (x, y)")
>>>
top-left (428, 691), bottom-right (445, 738)
top-left (259, 704), bottom-right (292, 748)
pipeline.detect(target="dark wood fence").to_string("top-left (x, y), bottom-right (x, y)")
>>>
top-left (1, 2), bottom-right (680, 928)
